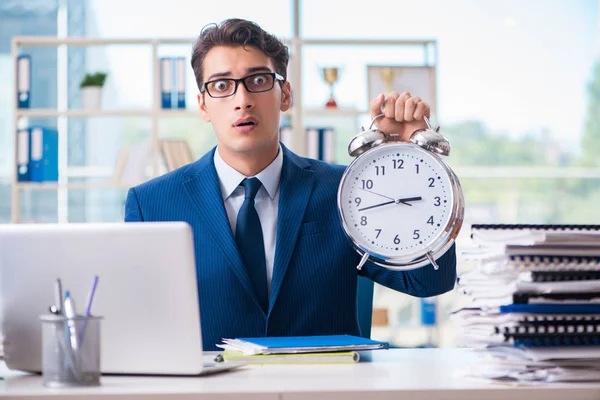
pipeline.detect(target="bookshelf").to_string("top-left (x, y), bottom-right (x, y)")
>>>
top-left (10, 36), bottom-right (437, 223)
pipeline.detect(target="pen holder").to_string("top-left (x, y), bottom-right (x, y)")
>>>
top-left (40, 314), bottom-right (103, 388)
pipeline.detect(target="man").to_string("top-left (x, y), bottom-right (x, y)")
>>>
top-left (125, 18), bottom-right (456, 351)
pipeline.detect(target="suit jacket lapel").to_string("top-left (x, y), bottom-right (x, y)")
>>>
top-left (182, 148), bottom-right (263, 312)
top-left (269, 146), bottom-right (315, 312)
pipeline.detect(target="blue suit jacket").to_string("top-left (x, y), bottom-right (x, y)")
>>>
top-left (125, 145), bottom-right (457, 350)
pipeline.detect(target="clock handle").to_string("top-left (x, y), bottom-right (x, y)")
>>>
top-left (368, 113), bottom-right (385, 130)
top-left (423, 115), bottom-right (432, 129)
top-left (370, 113), bottom-right (439, 133)
top-left (356, 252), bottom-right (370, 270)
top-left (426, 253), bottom-right (440, 270)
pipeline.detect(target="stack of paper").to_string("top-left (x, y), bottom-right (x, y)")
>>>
top-left (453, 224), bottom-right (600, 382)
top-left (216, 334), bottom-right (388, 364)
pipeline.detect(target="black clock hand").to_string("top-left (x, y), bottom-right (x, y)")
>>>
top-left (359, 196), bottom-right (423, 211)
top-left (397, 196), bottom-right (422, 206)
top-left (358, 200), bottom-right (395, 212)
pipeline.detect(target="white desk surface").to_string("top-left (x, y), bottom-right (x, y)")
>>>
top-left (0, 348), bottom-right (599, 400)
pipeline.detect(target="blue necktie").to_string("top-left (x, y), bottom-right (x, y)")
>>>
top-left (236, 178), bottom-right (268, 312)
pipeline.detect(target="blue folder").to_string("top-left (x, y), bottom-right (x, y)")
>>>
top-left (500, 304), bottom-right (600, 314)
top-left (220, 334), bottom-right (388, 355)
top-left (17, 55), bottom-right (31, 109)
top-left (16, 128), bottom-right (30, 182)
top-left (29, 126), bottom-right (58, 182)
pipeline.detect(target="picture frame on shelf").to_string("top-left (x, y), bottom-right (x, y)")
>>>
top-left (366, 65), bottom-right (436, 115)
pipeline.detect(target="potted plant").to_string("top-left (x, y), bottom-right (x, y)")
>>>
top-left (80, 72), bottom-right (107, 109)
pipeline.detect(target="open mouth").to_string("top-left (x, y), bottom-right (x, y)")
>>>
top-left (234, 117), bottom-right (258, 128)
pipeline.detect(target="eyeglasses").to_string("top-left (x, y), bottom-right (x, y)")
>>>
top-left (201, 72), bottom-right (285, 98)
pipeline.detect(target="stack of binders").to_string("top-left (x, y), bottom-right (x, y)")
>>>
top-left (453, 224), bottom-right (600, 382)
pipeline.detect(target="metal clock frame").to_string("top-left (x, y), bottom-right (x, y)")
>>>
top-left (337, 116), bottom-right (465, 272)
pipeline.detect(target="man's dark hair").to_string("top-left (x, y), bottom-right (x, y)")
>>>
top-left (191, 18), bottom-right (289, 92)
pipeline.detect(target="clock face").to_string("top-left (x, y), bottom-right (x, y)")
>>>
top-left (339, 143), bottom-right (455, 260)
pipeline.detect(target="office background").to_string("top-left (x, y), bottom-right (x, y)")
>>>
top-left (0, 0), bottom-right (598, 348)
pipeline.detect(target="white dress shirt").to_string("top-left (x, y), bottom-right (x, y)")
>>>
top-left (213, 146), bottom-right (283, 293)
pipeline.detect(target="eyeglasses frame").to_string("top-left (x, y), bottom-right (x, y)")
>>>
top-left (200, 72), bottom-right (285, 98)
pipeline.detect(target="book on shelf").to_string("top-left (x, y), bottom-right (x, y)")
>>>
top-left (113, 141), bottom-right (152, 185)
top-left (112, 139), bottom-right (193, 185)
top-left (160, 139), bottom-right (193, 171)
top-left (16, 54), bottom-right (31, 109)
top-left (15, 125), bottom-right (58, 183)
top-left (160, 56), bottom-right (187, 109)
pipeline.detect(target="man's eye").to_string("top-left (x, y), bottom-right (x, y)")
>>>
top-left (214, 81), bottom-right (231, 91)
top-left (252, 75), bottom-right (267, 85)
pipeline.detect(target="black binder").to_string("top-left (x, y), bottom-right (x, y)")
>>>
top-left (495, 316), bottom-right (600, 347)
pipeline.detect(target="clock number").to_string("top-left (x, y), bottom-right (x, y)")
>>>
top-left (413, 229), bottom-right (420, 240)
top-left (355, 197), bottom-right (362, 206)
top-left (427, 216), bottom-right (434, 225)
top-left (361, 179), bottom-right (374, 190)
top-left (415, 164), bottom-right (420, 174)
top-left (428, 177), bottom-right (435, 187)
top-left (375, 229), bottom-right (382, 238)
top-left (434, 196), bottom-right (441, 206)
top-left (361, 216), bottom-right (368, 226)
top-left (375, 166), bottom-right (386, 176)
top-left (393, 159), bottom-right (404, 169)
top-left (393, 235), bottom-right (401, 244)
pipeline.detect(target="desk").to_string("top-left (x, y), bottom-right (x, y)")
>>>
top-left (0, 348), bottom-right (599, 399)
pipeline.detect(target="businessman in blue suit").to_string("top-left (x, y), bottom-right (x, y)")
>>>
top-left (125, 18), bottom-right (457, 351)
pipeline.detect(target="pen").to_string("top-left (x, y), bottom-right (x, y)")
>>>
top-left (79, 275), bottom-right (99, 344)
top-left (64, 291), bottom-right (79, 352)
top-left (54, 278), bottom-right (63, 315)
top-left (63, 290), bottom-right (83, 379)
top-left (83, 275), bottom-right (99, 317)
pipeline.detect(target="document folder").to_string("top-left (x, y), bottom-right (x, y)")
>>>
top-left (217, 334), bottom-right (388, 355)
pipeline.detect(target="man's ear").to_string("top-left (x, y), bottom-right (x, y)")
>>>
top-left (198, 93), bottom-right (210, 122)
top-left (280, 81), bottom-right (292, 112)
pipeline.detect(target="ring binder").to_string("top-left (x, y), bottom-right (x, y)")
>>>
top-left (508, 334), bottom-right (600, 347)
top-left (471, 224), bottom-right (600, 231)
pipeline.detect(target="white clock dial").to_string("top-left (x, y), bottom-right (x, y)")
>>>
top-left (339, 143), bottom-right (454, 260)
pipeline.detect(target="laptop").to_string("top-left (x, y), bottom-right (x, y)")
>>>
top-left (0, 221), bottom-right (245, 376)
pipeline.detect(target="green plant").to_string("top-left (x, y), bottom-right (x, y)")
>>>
top-left (80, 72), bottom-right (108, 88)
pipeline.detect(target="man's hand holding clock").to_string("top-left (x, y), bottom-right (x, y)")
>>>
top-left (369, 91), bottom-right (431, 142)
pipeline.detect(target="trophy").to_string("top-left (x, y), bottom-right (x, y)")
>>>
top-left (322, 67), bottom-right (340, 108)
top-left (380, 66), bottom-right (395, 93)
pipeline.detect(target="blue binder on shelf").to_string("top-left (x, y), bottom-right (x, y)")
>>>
top-left (160, 57), bottom-right (173, 109)
top-left (16, 128), bottom-right (30, 181)
top-left (16, 55), bottom-right (31, 109)
top-left (306, 127), bottom-right (335, 163)
top-left (29, 126), bottom-right (58, 182)
top-left (421, 297), bottom-right (437, 326)
top-left (175, 56), bottom-right (186, 109)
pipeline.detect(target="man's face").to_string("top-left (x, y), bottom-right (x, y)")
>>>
top-left (198, 45), bottom-right (291, 158)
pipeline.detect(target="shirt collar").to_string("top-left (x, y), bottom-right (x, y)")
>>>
top-left (213, 145), bottom-right (283, 200)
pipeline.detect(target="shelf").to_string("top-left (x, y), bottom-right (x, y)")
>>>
top-left (15, 108), bottom-right (367, 118)
top-left (15, 181), bottom-right (137, 190)
top-left (10, 34), bottom-right (435, 223)
top-left (156, 109), bottom-right (200, 117)
top-left (13, 36), bottom-right (430, 47)
top-left (16, 109), bottom-right (152, 118)
top-left (302, 107), bottom-right (368, 116)
top-left (15, 108), bottom-right (204, 118)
